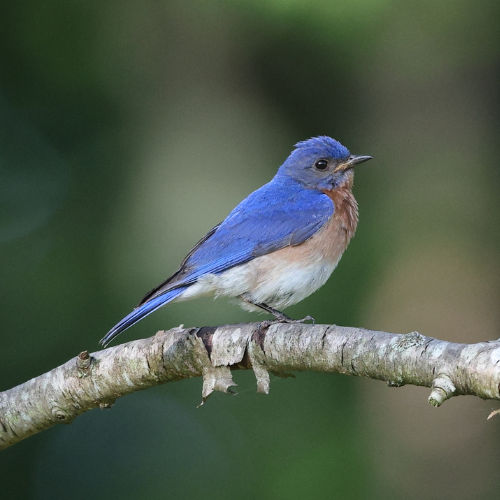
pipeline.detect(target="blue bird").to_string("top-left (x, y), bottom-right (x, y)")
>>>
top-left (101, 136), bottom-right (372, 346)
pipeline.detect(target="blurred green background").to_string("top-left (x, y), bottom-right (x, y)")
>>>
top-left (1, 1), bottom-right (499, 498)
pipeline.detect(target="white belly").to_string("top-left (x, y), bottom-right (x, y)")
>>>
top-left (236, 254), bottom-right (340, 310)
top-left (177, 253), bottom-right (340, 310)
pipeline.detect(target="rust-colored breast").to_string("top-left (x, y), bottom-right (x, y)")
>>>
top-left (314, 185), bottom-right (358, 263)
top-left (256, 183), bottom-right (359, 269)
top-left (322, 185), bottom-right (359, 243)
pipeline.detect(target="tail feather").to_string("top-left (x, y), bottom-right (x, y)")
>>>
top-left (100, 287), bottom-right (187, 347)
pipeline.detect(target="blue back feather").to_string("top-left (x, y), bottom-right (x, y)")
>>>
top-left (165, 176), bottom-right (334, 287)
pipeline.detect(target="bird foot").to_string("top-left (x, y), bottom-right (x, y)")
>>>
top-left (283, 314), bottom-right (315, 324)
top-left (245, 300), bottom-right (315, 326)
top-left (263, 314), bottom-right (315, 326)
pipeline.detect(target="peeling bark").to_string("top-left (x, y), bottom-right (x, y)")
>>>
top-left (1, 323), bottom-right (499, 450)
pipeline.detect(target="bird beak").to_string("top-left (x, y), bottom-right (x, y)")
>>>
top-left (334, 154), bottom-right (373, 173)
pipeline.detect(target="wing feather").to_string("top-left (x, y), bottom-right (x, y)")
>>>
top-left (140, 178), bottom-right (334, 304)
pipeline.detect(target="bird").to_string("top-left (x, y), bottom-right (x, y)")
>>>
top-left (100, 136), bottom-right (372, 347)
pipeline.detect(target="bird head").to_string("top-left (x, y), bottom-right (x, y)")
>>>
top-left (276, 136), bottom-right (372, 191)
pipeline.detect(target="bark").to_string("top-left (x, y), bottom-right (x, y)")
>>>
top-left (1, 322), bottom-right (499, 450)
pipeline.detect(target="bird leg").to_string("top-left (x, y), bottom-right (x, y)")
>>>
top-left (241, 298), bottom-right (315, 324)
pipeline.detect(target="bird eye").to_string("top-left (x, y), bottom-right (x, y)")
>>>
top-left (314, 159), bottom-right (328, 170)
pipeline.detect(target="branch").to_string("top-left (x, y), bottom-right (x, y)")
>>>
top-left (1, 323), bottom-right (499, 449)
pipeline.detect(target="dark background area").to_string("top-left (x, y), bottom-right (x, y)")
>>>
top-left (1, 1), bottom-right (499, 498)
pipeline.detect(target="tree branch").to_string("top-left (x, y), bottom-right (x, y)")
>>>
top-left (1, 322), bottom-right (499, 449)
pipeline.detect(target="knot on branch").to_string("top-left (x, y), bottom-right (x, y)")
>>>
top-left (76, 350), bottom-right (92, 376)
top-left (50, 406), bottom-right (73, 423)
top-left (428, 373), bottom-right (456, 407)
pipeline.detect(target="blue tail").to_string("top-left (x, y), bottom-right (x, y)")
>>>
top-left (100, 287), bottom-right (187, 347)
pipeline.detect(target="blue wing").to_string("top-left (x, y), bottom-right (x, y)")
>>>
top-left (101, 177), bottom-right (333, 346)
top-left (141, 176), bottom-right (334, 301)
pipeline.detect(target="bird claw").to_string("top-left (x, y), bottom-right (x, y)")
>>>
top-left (286, 315), bottom-right (316, 325)
top-left (302, 315), bottom-right (316, 324)
top-left (263, 314), bottom-right (315, 326)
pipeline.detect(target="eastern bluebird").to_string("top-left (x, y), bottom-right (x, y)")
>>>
top-left (101, 136), bottom-right (372, 346)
